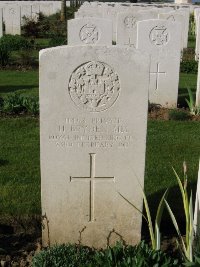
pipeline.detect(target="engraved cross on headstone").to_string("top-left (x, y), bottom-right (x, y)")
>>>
top-left (124, 37), bottom-right (135, 47)
top-left (150, 62), bottom-right (166, 90)
top-left (70, 153), bottom-right (115, 222)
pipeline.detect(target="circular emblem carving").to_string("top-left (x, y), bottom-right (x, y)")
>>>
top-left (124, 16), bottom-right (136, 28)
top-left (79, 24), bottom-right (100, 44)
top-left (9, 8), bottom-right (16, 15)
top-left (149, 25), bottom-right (169, 46)
top-left (68, 61), bottom-right (120, 112)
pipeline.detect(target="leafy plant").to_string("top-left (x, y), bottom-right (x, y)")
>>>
top-left (165, 162), bottom-right (194, 262)
top-left (169, 109), bottom-right (191, 121)
top-left (0, 35), bottom-right (32, 67)
top-left (185, 88), bottom-right (200, 115)
top-left (0, 93), bottom-right (39, 115)
top-left (32, 241), bottom-right (181, 267)
top-left (119, 186), bottom-right (168, 251)
top-left (180, 60), bottom-right (198, 74)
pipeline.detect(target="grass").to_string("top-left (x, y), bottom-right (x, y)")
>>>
top-left (178, 73), bottom-right (197, 107)
top-left (0, 118), bottom-right (199, 216)
top-left (0, 117), bottom-right (40, 215)
top-left (0, 70), bottom-right (39, 97)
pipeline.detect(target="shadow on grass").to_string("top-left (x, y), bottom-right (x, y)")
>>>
top-left (141, 180), bottom-right (197, 239)
top-left (0, 85), bottom-right (38, 94)
top-left (0, 159), bottom-right (9, 166)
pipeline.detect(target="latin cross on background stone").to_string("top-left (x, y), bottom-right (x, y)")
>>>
top-left (150, 62), bottom-right (166, 90)
top-left (70, 153), bottom-right (115, 222)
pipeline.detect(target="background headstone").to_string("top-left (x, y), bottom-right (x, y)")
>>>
top-left (68, 18), bottom-right (112, 45)
top-left (40, 45), bottom-right (150, 248)
top-left (5, 5), bottom-right (21, 35)
top-left (137, 19), bottom-right (181, 107)
top-left (0, 8), bottom-right (3, 37)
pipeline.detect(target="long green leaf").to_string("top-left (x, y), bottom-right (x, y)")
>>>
top-left (155, 189), bottom-right (169, 250)
top-left (142, 190), bottom-right (156, 250)
top-left (172, 167), bottom-right (189, 225)
top-left (188, 193), bottom-right (194, 262)
top-left (164, 199), bottom-right (187, 257)
top-left (118, 192), bottom-right (148, 224)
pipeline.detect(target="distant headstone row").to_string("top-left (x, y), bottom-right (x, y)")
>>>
top-left (67, 2), bottom-right (192, 108)
top-left (0, 1), bottom-right (70, 36)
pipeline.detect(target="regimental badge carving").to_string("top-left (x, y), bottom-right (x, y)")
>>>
top-left (9, 8), bottom-right (16, 15)
top-left (68, 61), bottom-right (120, 112)
top-left (124, 16), bottom-right (136, 28)
top-left (79, 24), bottom-right (100, 44)
top-left (149, 25), bottom-right (169, 46)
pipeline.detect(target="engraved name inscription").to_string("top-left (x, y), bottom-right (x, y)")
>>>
top-left (149, 25), bottom-right (169, 46)
top-left (49, 117), bottom-right (133, 149)
top-left (68, 61), bottom-right (120, 112)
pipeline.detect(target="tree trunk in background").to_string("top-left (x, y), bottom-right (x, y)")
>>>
top-left (61, 0), bottom-right (66, 22)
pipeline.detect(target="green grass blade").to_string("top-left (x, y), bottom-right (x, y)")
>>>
top-left (172, 167), bottom-right (189, 223)
top-left (142, 190), bottom-right (156, 250)
top-left (155, 189), bottom-right (169, 250)
top-left (188, 193), bottom-right (194, 262)
top-left (118, 192), bottom-right (148, 224)
top-left (164, 199), bottom-right (187, 257)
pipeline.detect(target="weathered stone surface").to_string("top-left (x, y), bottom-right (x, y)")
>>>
top-left (40, 45), bottom-right (150, 248)
top-left (196, 59), bottom-right (200, 106)
top-left (68, 18), bottom-right (112, 45)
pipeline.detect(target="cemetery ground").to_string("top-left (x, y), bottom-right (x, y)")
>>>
top-left (0, 11), bottom-right (200, 267)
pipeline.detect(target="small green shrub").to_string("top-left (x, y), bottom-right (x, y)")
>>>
top-left (0, 35), bottom-right (32, 67)
top-left (169, 109), bottom-right (191, 121)
top-left (0, 93), bottom-right (39, 115)
top-left (180, 60), bottom-right (198, 74)
top-left (32, 242), bottom-right (181, 267)
top-left (49, 36), bottom-right (67, 47)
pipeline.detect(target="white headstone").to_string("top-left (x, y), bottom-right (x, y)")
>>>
top-left (137, 19), bottom-right (181, 107)
top-left (40, 45), bottom-right (150, 248)
top-left (5, 5), bottom-right (21, 35)
top-left (0, 8), bottom-right (3, 37)
top-left (195, 15), bottom-right (200, 61)
top-left (21, 5), bottom-right (32, 25)
top-left (68, 18), bottom-right (112, 45)
top-left (32, 4), bottom-right (40, 21)
top-left (196, 59), bottom-right (200, 107)
top-left (159, 12), bottom-right (185, 50)
top-left (39, 3), bottom-right (53, 16)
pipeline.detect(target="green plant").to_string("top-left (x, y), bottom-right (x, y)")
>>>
top-left (165, 162), bottom-right (194, 262)
top-left (119, 187), bottom-right (168, 251)
top-left (2, 93), bottom-right (26, 114)
top-left (32, 242), bottom-right (181, 267)
top-left (180, 60), bottom-right (198, 74)
top-left (22, 96), bottom-right (39, 115)
top-left (169, 109), bottom-right (191, 121)
top-left (185, 88), bottom-right (200, 115)
top-left (0, 35), bottom-right (32, 67)
top-left (48, 36), bottom-right (67, 47)
top-left (0, 93), bottom-right (39, 115)
top-left (189, 14), bottom-right (195, 36)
